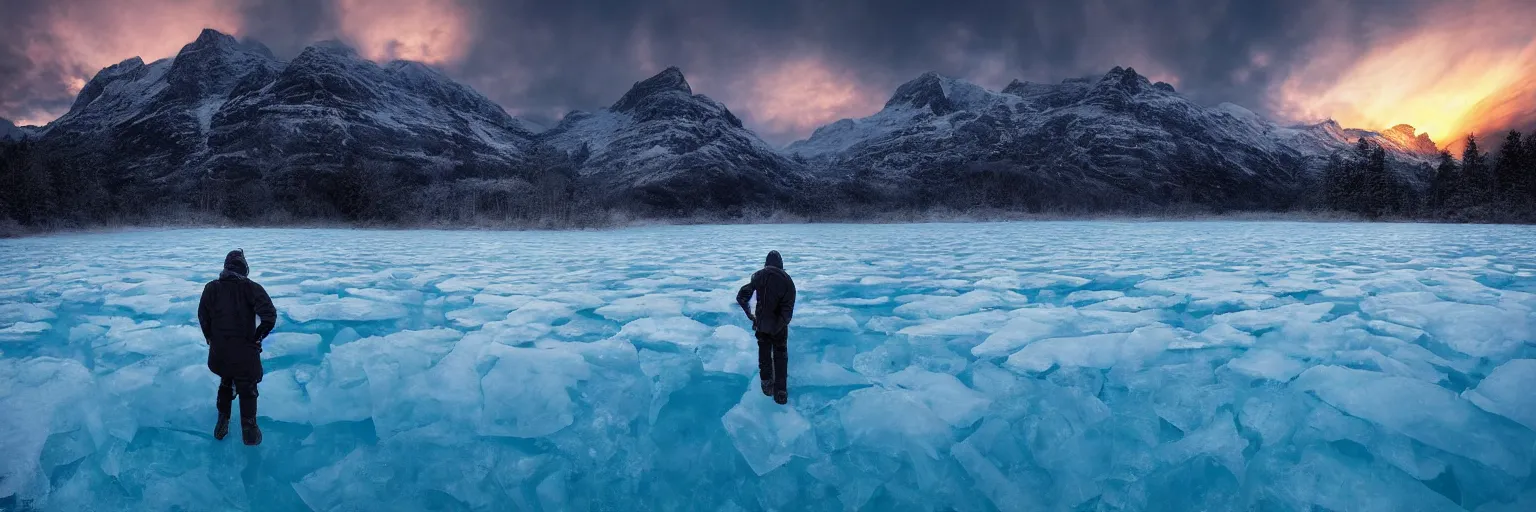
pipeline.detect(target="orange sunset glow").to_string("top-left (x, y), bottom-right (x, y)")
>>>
top-left (1278, 0), bottom-right (1536, 148)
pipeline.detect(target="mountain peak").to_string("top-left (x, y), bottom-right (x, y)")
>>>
top-left (1098, 66), bottom-right (1152, 92)
top-left (885, 72), bottom-right (957, 115)
top-left (612, 67), bottom-right (692, 112)
top-left (307, 39), bottom-right (360, 57)
top-left (1383, 124), bottom-right (1439, 155)
top-left (193, 28), bottom-right (237, 47)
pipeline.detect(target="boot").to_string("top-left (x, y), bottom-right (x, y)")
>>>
top-left (241, 418), bottom-right (262, 446)
top-left (760, 379), bottom-right (773, 397)
top-left (213, 413), bottom-right (230, 441)
top-left (774, 390), bottom-right (788, 405)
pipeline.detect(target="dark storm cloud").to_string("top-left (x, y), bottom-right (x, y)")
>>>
top-left (2, 0), bottom-right (1529, 146)
top-left (448, 0), bottom-right (1446, 142)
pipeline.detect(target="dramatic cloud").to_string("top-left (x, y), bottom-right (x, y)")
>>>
top-left (730, 57), bottom-right (885, 143)
top-left (3, 0), bottom-right (1534, 147)
top-left (1276, 0), bottom-right (1536, 148)
top-left (0, 0), bottom-right (243, 126)
top-left (333, 0), bottom-right (474, 65)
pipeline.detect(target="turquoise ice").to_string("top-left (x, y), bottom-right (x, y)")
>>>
top-left (1, 222), bottom-right (1534, 511)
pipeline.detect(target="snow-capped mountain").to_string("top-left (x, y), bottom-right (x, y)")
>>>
top-left (29, 29), bottom-right (535, 183)
top-left (790, 67), bottom-right (1438, 209)
top-left (13, 30), bottom-right (1450, 220)
top-left (540, 67), bottom-right (807, 213)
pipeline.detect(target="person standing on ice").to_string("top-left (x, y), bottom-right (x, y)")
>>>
top-left (736, 250), bottom-right (797, 405)
top-left (197, 249), bottom-right (277, 446)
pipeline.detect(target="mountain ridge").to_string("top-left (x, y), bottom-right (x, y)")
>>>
top-left (2, 29), bottom-right (1448, 224)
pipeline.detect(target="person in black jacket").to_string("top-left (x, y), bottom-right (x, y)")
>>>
top-left (197, 249), bottom-right (277, 445)
top-left (736, 250), bottom-right (796, 405)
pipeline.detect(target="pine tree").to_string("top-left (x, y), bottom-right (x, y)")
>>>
top-left (1511, 134), bottom-right (1536, 209)
top-left (1428, 150), bottom-right (1458, 210)
top-left (1322, 152), bottom-right (1348, 211)
top-left (1365, 144), bottom-right (1390, 217)
top-left (1459, 134), bottom-right (1490, 206)
top-left (1494, 131), bottom-right (1525, 200)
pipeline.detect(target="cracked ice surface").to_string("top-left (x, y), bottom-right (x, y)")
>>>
top-left (1, 222), bottom-right (1535, 511)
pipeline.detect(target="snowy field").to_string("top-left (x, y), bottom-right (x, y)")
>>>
top-left (2, 222), bottom-right (1535, 511)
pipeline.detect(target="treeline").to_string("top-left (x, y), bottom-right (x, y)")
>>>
top-left (4, 132), bottom-right (1536, 235)
top-left (0, 141), bottom-right (614, 233)
top-left (1318, 132), bottom-right (1536, 221)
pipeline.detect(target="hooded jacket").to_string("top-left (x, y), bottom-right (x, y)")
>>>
top-left (198, 250), bottom-right (277, 381)
top-left (736, 251), bottom-right (796, 334)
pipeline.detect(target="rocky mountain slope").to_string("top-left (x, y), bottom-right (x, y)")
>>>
top-left (540, 67), bottom-right (807, 212)
top-left (5, 30), bottom-right (1446, 221)
top-left (26, 29), bottom-right (536, 186)
top-left (789, 67), bottom-right (1437, 210)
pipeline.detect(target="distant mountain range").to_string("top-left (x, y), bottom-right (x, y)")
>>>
top-left (1, 29), bottom-right (1444, 224)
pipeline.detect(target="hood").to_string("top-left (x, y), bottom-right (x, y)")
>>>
top-left (764, 250), bottom-right (783, 270)
top-left (221, 249), bottom-right (249, 279)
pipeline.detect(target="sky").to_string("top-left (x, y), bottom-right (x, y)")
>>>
top-left (1, 0), bottom-right (1533, 148)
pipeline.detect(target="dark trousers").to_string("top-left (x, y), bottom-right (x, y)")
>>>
top-left (217, 377), bottom-right (259, 421)
top-left (756, 329), bottom-right (788, 393)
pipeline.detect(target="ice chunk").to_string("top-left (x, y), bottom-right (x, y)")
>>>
top-left (1017, 273), bottom-right (1091, 290)
top-left (0, 303), bottom-right (56, 323)
top-left (950, 421), bottom-right (1046, 512)
top-left (0, 358), bottom-right (96, 502)
top-left (1225, 349), bottom-right (1306, 381)
top-left (1238, 392), bottom-right (1307, 447)
top-left (308, 328), bottom-right (460, 430)
top-left (594, 296), bottom-right (683, 321)
top-left (1362, 292), bottom-right (1530, 358)
top-left (1082, 294), bottom-right (1184, 312)
top-left (893, 290), bottom-right (1005, 318)
top-left (344, 287), bottom-right (424, 305)
top-left (721, 381), bottom-right (818, 475)
top-left (698, 325), bottom-right (756, 376)
top-left (1294, 365), bottom-right (1534, 476)
top-left (795, 359), bottom-right (870, 387)
top-left (615, 316), bottom-right (712, 348)
top-left (279, 295), bottom-right (409, 323)
top-left (1064, 290), bottom-right (1123, 305)
top-left (830, 296), bottom-right (890, 306)
top-left (1463, 359), bottom-right (1536, 431)
top-left (477, 344), bottom-right (591, 438)
top-left (900, 310), bottom-right (1010, 337)
top-left (970, 317), bottom-right (1056, 358)
top-left (504, 299), bottom-right (575, 325)
top-left (0, 321), bottom-right (51, 338)
top-left (260, 332), bottom-right (323, 360)
top-left (1170, 322), bottom-right (1255, 350)
top-left (835, 387), bottom-right (954, 459)
top-left (1005, 333), bottom-right (1124, 372)
top-left (433, 276), bottom-right (483, 293)
top-left (259, 368), bottom-right (311, 423)
top-left (791, 305), bottom-right (861, 331)
top-left (885, 367), bottom-right (991, 428)
top-left (971, 307), bottom-right (1161, 358)
top-left (1157, 411), bottom-right (1247, 478)
top-left (1257, 447), bottom-right (1465, 512)
top-left (1212, 302), bottom-right (1334, 331)
top-left (1004, 325), bottom-right (1178, 373)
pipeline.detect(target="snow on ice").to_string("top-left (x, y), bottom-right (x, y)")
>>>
top-left (0, 221), bottom-right (1534, 510)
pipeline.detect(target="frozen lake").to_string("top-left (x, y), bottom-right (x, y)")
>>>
top-left (1, 222), bottom-right (1534, 511)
